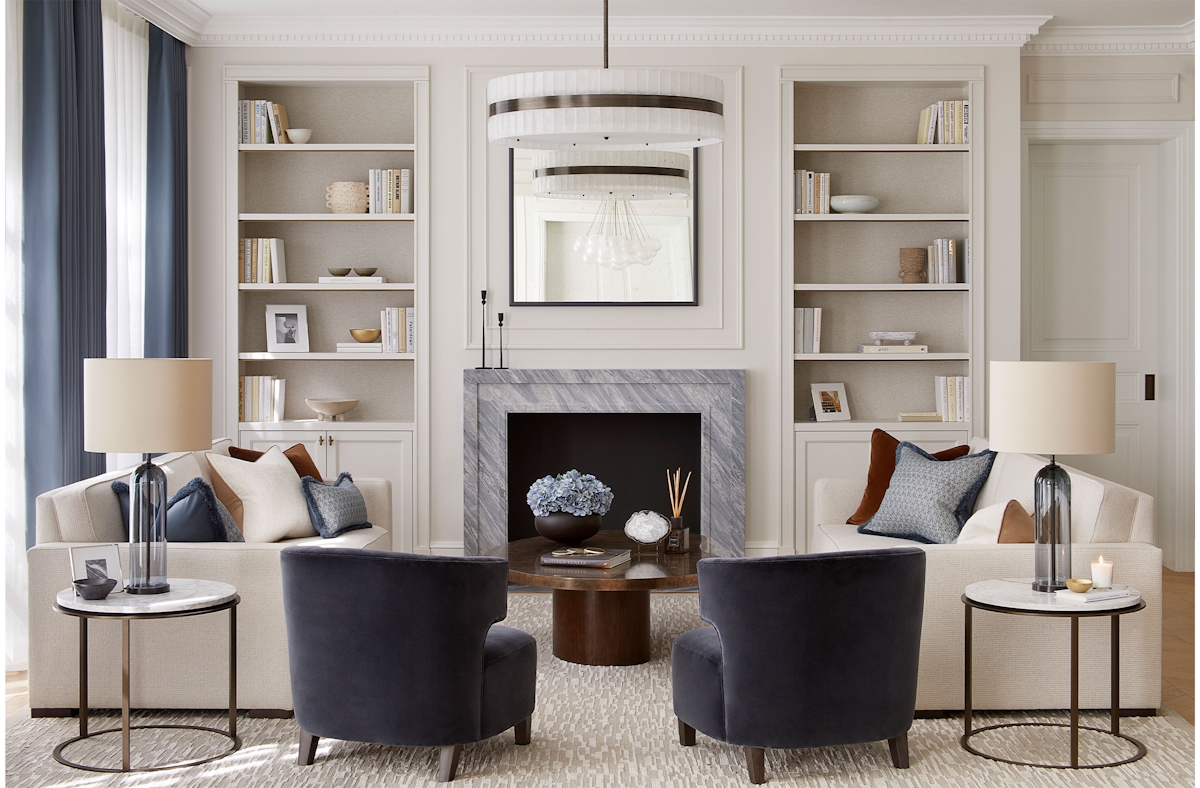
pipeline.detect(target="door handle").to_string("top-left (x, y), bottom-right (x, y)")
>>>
top-left (1145, 374), bottom-right (1155, 401)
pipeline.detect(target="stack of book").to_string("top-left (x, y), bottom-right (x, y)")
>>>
top-left (794, 307), bottom-right (823, 353)
top-left (238, 238), bottom-right (287, 284)
top-left (916, 100), bottom-right (970, 145)
top-left (238, 100), bottom-right (291, 144)
top-left (793, 171), bottom-right (831, 214)
top-left (926, 239), bottom-right (967, 284)
top-left (337, 342), bottom-right (382, 354)
top-left (317, 274), bottom-right (387, 284)
top-left (935, 375), bottom-right (971, 422)
top-left (858, 343), bottom-right (928, 354)
top-left (368, 169), bottom-right (412, 214)
top-left (239, 376), bottom-right (285, 422)
top-left (380, 307), bottom-right (415, 353)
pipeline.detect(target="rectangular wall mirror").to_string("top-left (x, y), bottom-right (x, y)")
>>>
top-left (509, 148), bottom-right (698, 306)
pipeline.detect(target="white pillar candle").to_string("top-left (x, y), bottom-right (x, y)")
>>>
top-left (1091, 556), bottom-right (1114, 589)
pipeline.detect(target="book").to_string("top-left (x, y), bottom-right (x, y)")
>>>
top-left (858, 344), bottom-right (928, 354)
top-left (916, 106), bottom-right (932, 144)
top-left (812, 307), bottom-right (822, 353)
top-left (926, 103), bottom-right (938, 144)
top-left (793, 308), bottom-right (804, 353)
top-left (540, 548), bottom-right (631, 569)
top-left (803, 308), bottom-right (814, 354)
top-left (401, 168), bottom-right (411, 214)
top-left (316, 275), bottom-right (387, 284)
top-left (821, 172), bottom-right (829, 214)
top-left (337, 342), bottom-right (382, 349)
top-left (955, 376), bottom-right (965, 422)
top-left (927, 244), bottom-right (938, 284)
top-left (947, 376), bottom-right (958, 422)
top-left (405, 307), bottom-right (415, 353)
top-left (898, 412), bottom-right (943, 422)
top-left (269, 238), bottom-right (286, 284)
top-left (271, 378), bottom-right (285, 422)
top-left (267, 102), bottom-right (288, 144)
top-left (1054, 587), bottom-right (1133, 604)
top-left (935, 376), bottom-right (947, 421)
top-left (962, 100), bottom-right (970, 144)
top-left (963, 377), bottom-right (972, 423)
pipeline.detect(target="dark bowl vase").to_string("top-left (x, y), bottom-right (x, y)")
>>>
top-left (73, 577), bottom-right (117, 601)
top-left (534, 513), bottom-right (603, 545)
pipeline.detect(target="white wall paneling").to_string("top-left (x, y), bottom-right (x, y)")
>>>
top-left (1028, 73), bottom-right (1181, 104)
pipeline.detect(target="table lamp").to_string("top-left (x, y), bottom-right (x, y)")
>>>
top-left (84, 359), bottom-right (213, 594)
top-left (989, 361), bottom-right (1115, 592)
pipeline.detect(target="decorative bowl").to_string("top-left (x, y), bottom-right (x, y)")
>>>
top-left (534, 513), bottom-right (602, 545)
top-left (326, 181), bottom-right (369, 214)
top-left (327, 268), bottom-right (351, 277)
top-left (74, 577), bottom-right (117, 601)
top-left (354, 267), bottom-right (378, 277)
top-left (305, 398), bottom-right (359, 421)
top-left (1065, 578), bottom-right (1094, 594)
top-left (287, 128), bottom-right (312, 144)
top-left (349, 329), bottom-right (382, 343)
top-left (830, 194), bottom-right (879, 214)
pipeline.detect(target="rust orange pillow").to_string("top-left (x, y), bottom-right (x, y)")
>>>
top-left (846, 429), bottom-right (971, 525)
top-left (229, 443), bottom-right (323, 483)
top-left (997, 499), bottom-right (1036, 543)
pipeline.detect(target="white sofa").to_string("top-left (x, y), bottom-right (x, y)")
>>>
top-left (27, 440), bottom-right (392, 715)
top-left (811, 439), bottom-right (1161, 713)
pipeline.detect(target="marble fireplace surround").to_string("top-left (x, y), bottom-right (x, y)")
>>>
top-left (463, 369), bottom-right (745, 557)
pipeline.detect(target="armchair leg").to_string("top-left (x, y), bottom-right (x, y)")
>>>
top-left (437, 744), bottom-right (463, 782)
top-left (744, 746), bottom-right (766, 784)
top-left (678, 718), bottom-right (696, 746)
top-left (887, 733), bottom-right (910, 769)
top-left (514, 716), bottom-right (532, 745)
top-left (297, 730), bottom-right (319, 766)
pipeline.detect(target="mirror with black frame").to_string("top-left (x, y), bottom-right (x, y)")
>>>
top-left (509, 147), bottom-right (698, 306)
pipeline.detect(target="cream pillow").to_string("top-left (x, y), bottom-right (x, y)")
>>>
top-left (956, 501), bottom-right (1007, 544)
top-left (207, 447), bottom-right (316, 542)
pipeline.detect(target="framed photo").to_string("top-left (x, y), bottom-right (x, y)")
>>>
top-left (265, 304), bottom-right (309, 353)
top-left (68, 544), bottom-right (123, 587)
top-left (811, 383), bottom-right (851, 422)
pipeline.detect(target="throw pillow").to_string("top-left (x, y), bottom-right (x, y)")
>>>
top-left (111, 477), bottom-right (245, 543)
top-left (847, 429), bottom-right (971, 525)
top-left (997, 499), bottom-right (1036, 543)
top-left (957, 499), bottom-right (1036, 545)
top-left (229, 443), bottom-right (323, 483)
top-left (207, 447), bottom-right (318, 542)
top-left (859, 442), bottom-right (997, 544)
top-left (300, 472), bottom-right (372, 538)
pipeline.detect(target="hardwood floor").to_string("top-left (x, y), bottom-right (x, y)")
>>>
top-left (5, 570), bottom-right (1194, 723)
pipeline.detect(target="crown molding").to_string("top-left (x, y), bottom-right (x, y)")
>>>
top-left (119, 0), bottom-right (209, 45)
top-left (169, 13), bottom-right (1052, 47)
top-left (1024, 21), bottom-right (1194, 56)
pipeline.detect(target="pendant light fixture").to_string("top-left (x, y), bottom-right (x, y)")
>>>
top-left (487, 0), bottom-right (724, 150)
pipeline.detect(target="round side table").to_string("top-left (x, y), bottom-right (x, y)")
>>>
top-left (52, 578), bottom-right (241, 773)
top-left (961, 578), bottom-right (1147, 769)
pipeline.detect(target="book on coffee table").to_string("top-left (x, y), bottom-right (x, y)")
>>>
top-left (540, 548), bottom-right (631, 569)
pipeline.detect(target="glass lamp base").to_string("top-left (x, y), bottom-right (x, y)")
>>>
top-left (1031, 580), bottom-right (1066, 593)
top-left (125, 582), bottom-right (171, 595)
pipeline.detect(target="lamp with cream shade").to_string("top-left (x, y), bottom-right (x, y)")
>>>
top-left (84, 359), bottom-right (213, 594)
top-left (989, 361), bottom-right (1115, 592)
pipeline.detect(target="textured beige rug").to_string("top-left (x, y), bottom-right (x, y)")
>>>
top-left (5, 593), bottom-right (1194, 787)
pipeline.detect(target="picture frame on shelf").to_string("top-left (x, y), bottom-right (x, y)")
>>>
top-left (68, 544), bottom-right (123, 587)
top-left (811, 383), bottom-right (851, 422)
top-left (265, 304), bottom-right (310, 353)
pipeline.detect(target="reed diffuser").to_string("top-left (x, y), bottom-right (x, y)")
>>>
top-left (665, 468), bottom-right (692, 554)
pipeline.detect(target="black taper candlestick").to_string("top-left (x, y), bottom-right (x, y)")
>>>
top-left (497, 312), bottom-right (507, 369)
top-left (475, 290), bottom-right (491, 369)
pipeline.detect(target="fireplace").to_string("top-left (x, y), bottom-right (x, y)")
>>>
top-left (463, 369), bottom-right (744, 556)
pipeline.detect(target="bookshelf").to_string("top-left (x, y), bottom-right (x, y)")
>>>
top-left (780, 66), bottom-right (984, 553)
top-left (224, 65), bottom-right (430, 552)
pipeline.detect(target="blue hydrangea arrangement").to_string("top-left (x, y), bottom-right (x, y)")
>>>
top-left (526, 470), bottom-right (614, 517)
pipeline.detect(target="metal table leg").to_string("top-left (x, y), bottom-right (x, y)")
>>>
top-left (1070, 616), bottom-right (1079, 768)
top-left (78, 617), bottom-right (88, 738)
top-left (229, 606), bottom-right (237, 739)
top-left (122, 619), bottom-right (131, 771)
top-left (963, 602), bottom-right (972, 737)
top-left (1111, 614), bottom-right (1120, 735)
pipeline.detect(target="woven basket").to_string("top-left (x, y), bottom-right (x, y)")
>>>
top-left (899, 248), bottom-right (927, 284)
top-left (326, 181), bottom-right (369, 214)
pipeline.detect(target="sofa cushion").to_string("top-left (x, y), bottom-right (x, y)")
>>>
top-left (280, 525), bottom-right (390, 550)
top-left (230, 443), bottom-right (323, 483)
top-left (859, 443), bottom-right (996, 544)
top-left (847, 429), bottom-right (970, 525)
top-left (207, 447), bottom-right (318, 542)
top-left (112, 477), bottom-right (245, 542)
top-left (957, 500), bottom-right (1034, 545)
top-left (812, 523), bottom-right (923, 553)
top-left (300, 473), bottom-right (371, 538)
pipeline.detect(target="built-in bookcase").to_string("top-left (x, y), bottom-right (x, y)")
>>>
top-left (780, 66), bottom-right (984, 553)
top-left (223, 65), bottom-right (430, 552)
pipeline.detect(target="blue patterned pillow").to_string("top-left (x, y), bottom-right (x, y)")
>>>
top-left (300, 472), bottom-right (372, 538)
top-left (112, 477), bottom-right (245, 542)
top-left (858, 442), bottom-right (997, 544)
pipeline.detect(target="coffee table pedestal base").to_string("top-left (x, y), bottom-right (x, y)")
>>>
top-left (552, 589), bottom-right (651, 666)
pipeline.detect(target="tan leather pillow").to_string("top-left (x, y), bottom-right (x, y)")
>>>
top-left (847, 429), bottom-right (971, 525)
top-left (998, 499), bottom-right (1036, 544)
top-left (229, 443), bottom-right (323, 482)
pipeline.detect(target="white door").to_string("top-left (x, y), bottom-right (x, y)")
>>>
top-left (238, 429), bottom-right (328, 472)
top-left (1025, 142), bottom-right (1159, 496)
top-left (326, 431), bottom-right (413, 552)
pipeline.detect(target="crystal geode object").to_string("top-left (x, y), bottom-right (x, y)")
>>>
top-left (624, 510), bottom-right (671, 544)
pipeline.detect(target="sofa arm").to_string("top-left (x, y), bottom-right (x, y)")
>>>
top-left (813, 478), bottom-right (865, 527)
top-left (354, 478), bottom-right (392, 536)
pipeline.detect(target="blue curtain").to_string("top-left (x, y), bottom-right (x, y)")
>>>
top-left (22, 0), bottom-right (107, 549)
top-left (144, 25), bottom-right (187, 359)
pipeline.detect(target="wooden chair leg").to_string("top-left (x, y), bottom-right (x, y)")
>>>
top-left (297, 730), bottom-right (319, 766)
top-left (887, 733), bottom-right (910, 769)
top-left (678, 718), bottom-right (696, 746)
top-left (514, 715), bottom-right (532, 745)
top-left (437, 744), bottom-right (463, 782)
top-left (744, 746), bottom-right (766, 784)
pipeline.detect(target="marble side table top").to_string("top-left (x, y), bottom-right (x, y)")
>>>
top-left (56, 578), bottom-right (238, 616)
top-left (965, 578), bottom-right (1142, 613)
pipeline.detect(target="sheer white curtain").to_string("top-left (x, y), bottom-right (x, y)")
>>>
top-left (102, 0), bottom-right (148, 472)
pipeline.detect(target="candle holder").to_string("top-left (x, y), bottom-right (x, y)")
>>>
top-left (475, 290), bottom-right (491, 369)
top-left (1091, 556), bottom-right (1114, 589)
top-left (496, 312), bottom-right (508, 370)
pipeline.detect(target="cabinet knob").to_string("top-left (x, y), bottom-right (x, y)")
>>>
top-left (319, 436), bottom-right (324, 445)
top-left (329, 436), bottom-right (335, 445)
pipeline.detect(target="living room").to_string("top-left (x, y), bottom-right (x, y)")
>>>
top-left (3, 0), bottom-right (1195, 784)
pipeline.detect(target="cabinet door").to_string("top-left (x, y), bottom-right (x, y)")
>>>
top-left (326, 431), bottom-right (413, 552)
top-left (238, 430), bottom-right (327, 470)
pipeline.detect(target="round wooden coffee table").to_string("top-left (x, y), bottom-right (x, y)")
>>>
top-left (490, 531), bottom-right (701, 666)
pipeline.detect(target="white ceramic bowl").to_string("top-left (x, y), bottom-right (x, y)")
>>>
top-left (305, 398), bottom-right (359, 421)
top-left (288, 128), bottom-right (312, 144)
top-left (830, 194), bottom-right (879, 214)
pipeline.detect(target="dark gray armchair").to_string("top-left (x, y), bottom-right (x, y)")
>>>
top-left (672, 548), bottom-right (926, 783)
top-left (281, 546), bottom-right (537, 781)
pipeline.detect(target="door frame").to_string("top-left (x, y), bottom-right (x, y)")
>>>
top-left (1021, 120), bottom-right (1194, 571)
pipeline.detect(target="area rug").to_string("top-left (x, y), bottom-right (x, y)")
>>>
top-left (5, 593), bottom-right (1194, 787)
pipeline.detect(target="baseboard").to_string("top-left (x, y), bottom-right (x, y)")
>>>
top-left (429, 541), bottom-right (465, 556)
top-left (30, 708), bottom-right (77, 718)
top-left (247, 709), bottom-right (294, 719)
